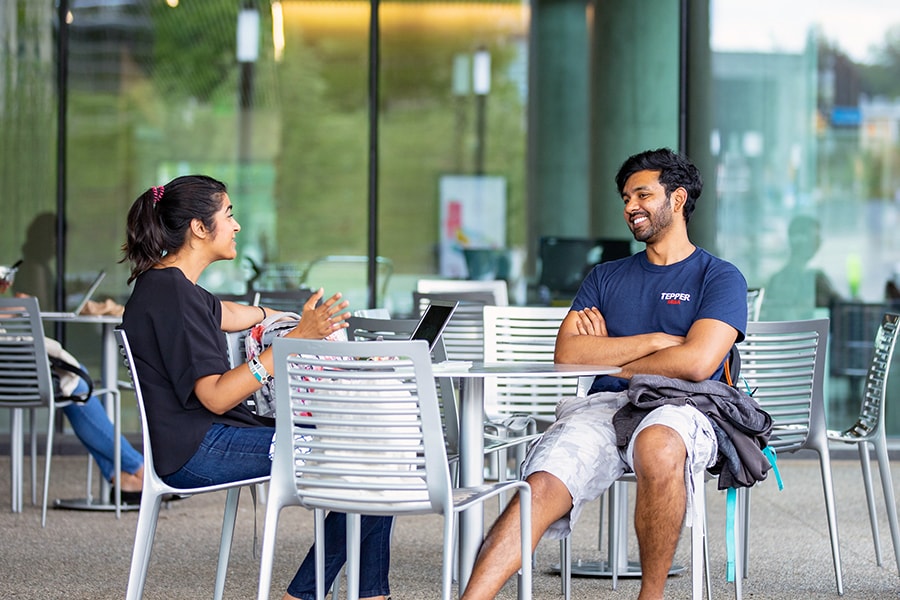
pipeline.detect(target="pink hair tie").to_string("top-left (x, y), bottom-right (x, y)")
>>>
top-left (151, 185), bottom-right (164, 205)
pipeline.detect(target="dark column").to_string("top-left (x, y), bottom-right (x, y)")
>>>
top-left (527, 0), bottom-right (590, 257)
top-left (684, 0), bottom-right (718, 253)
top-left (589, 0), bottom-right (680, 240)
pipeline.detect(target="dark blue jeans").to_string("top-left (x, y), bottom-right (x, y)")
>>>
top-left (287, 512), bottom-right (393, 600)
top-left (63, 375), bottom-right (143, 482)
top-left (163, 424), bottom-right (392, 599)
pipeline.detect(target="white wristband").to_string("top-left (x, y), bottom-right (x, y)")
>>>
top-left (248, 357), bottom-right (271, 385)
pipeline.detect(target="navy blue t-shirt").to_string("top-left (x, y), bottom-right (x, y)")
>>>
top-left (571, 248), bottom-right (748, 393)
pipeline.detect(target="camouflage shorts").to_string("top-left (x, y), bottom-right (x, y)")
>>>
top-left (521, 391), bottom-right (717, 539)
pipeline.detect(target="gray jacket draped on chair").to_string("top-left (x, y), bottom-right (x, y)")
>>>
top-left (613, 374), bottom-right (773, 489)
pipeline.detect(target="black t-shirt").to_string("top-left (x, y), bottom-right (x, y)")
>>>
top-left (122, 267), bottom-right (269, 476)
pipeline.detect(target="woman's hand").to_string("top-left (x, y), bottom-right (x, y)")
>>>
top-left (286, 288), bottom-right (351, 339)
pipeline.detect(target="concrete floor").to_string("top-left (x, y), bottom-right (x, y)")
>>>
top-left (1, 453), bottom-right (900, 599)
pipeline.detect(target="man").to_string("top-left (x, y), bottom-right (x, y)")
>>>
top-left (460, 148), bottom-right (747, 600)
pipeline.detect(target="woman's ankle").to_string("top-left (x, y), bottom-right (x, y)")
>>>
top-left (111, 470), bottom-right (143, 492)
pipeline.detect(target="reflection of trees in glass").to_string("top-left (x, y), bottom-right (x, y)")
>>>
top-left (150, 0), bottom-right (239, 103)
top-left (0, 2), bottom-right (57, 260)
top-left (859, 25), bottom-right (900, 97)
top-left (273, 7), bottom-right (528, 274)
top-left (817, 25), bottom-right (900, 201)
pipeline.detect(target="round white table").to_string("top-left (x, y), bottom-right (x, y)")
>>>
top-left (431, 361), bottom-right (621, 593)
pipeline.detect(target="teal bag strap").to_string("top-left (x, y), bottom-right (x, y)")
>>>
top-left (763, 445), bottom-right (783, 490)
top-left (723, 448), bottom-right (783, 582)
top-left (725, 488), bottom-right (737, 582)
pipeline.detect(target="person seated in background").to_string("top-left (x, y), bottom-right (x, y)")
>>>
top-left (761, 215), bottom-right (841, 320)
top-left (885, 264), bottom-right (900, 301)
top-left (7, 212), bottom-right (145, 502)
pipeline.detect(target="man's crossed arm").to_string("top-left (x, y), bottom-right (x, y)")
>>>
top-left (554, 307), bottom-right (738, 382)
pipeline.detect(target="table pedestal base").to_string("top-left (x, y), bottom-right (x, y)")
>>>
top-left (551, 559), bottom-right (686, 578)
top-left (53, 498), bottom-right (140, 512)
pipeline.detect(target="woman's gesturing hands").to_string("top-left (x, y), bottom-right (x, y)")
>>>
top-left (287, 288), bottom-right (351, 339)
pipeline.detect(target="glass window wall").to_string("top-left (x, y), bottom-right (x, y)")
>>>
top-left (5, 0), bottom-right (900, 436)
top-left (707, 0), bottom-right (900, 431)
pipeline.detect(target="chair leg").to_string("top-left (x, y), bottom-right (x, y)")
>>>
top-left (256, 495), bottom-right (284, 600)
top-left (346, 513), bottom-right (362, 600)
top-left (732, 489), bottom-right (743, 600)
top-left (816, 448), bottom-right (844, 595)
top-left (496, 448), bottom-right (508, 507)
top-left (608, 480), bottom-right (628, 590)
top-left (125, 495), bottom-right (164, 600)
top-left (517, 484), bottom-right (533, 600)
top-left (40, 404), bottom-right (57, 527)
top-left (29, 407), bottom-right (37, 506)
top-left (314, 509), bottom-right (327, 600)
top-left (858, 441), bottom-right (883, 565)
top-left (703, 505), bottom-right (712, 600)
top-left (739, 486), bottom-right (750, 578)
top-left (559, 536), bottom-right (571, 600)
top-left (441, 515), bottom-right (456, 600)
top-left (10, 408), bottom-right (23, 512)
top-left (690, 472), bottom-right (705, 600)
top-left (213, 487), bottom-right (242, 600)
top-left (873, 434), bottom-right (900, 575)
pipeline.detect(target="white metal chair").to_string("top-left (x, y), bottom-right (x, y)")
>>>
top-left (412, 290), bottom-right (499, 362)
top-left (488, 304), bottom-right (721, 599)
top-left (415, 278), bottom-right (509, 306)
top-left (827, 311), bottom-right (900, 574)
top-left (0, 297), bottom-right (122, 526)
top-left (345, 315), bottom-right (460, 460)
top-left (737, 318), bottom-right (842, 594)
top-left (116, 329), bottom-right (269, 600)
top-left (480, 305), bottom-right (569, 502)
top-left (346, 315), bottom-right (539, 490)
top-left (746, 287), bottom-right (765, 321)
top-left (258, 337), bottom-right (533, 600)
top-left (482, 305), bottom-right (574, 423)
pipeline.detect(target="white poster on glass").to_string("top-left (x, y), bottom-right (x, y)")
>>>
top-left (438, 175), bottom-right (506, 278)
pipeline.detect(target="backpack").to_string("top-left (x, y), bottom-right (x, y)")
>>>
top-left (49, 356), bottom-right (94, 403)
top-left (44, 337), bottom-right (93, 403)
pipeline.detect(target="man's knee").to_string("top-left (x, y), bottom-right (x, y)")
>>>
top-left (633, 425), bottom-right (686, 476)
top-left (523, 471), bottom-right (573, 514)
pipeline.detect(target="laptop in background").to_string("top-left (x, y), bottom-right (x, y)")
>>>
top-left (409, 299), bottom-right (458, 352)
top-left (41, 271), bottom-right (106, 318)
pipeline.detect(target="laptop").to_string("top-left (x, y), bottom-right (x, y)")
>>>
top-left (41, 271), bottom-right (106, 318)
top-left (409, 299), bottom-right (458, 352)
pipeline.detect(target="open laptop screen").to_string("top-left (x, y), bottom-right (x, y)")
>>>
top-left (409, 300), bottom-right (458, 352)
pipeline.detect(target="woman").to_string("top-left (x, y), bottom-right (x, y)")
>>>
top-left (120, 175), bottom-right (391, 600)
